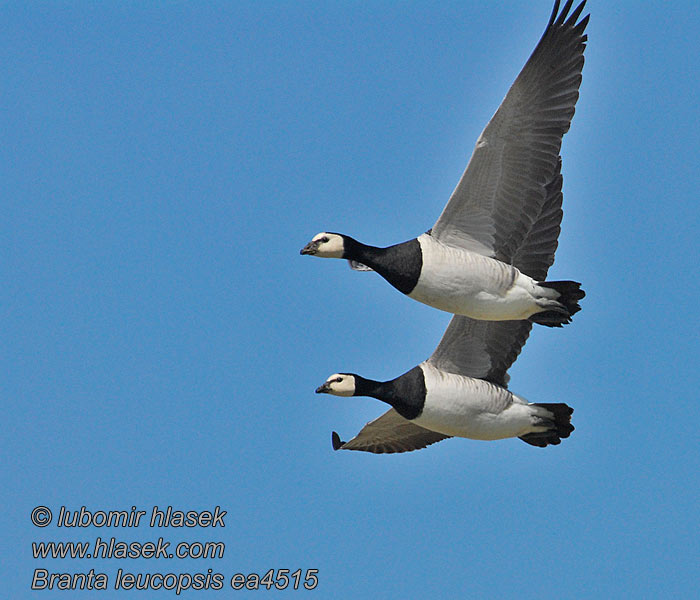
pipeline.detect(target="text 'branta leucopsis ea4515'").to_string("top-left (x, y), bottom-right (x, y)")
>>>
top-left (317, 169), bottom-right (576, 453)
top-left (301, 0), bottom-right (588, 327)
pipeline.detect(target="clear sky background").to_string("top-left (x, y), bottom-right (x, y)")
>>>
top-left (4, 1), bottom-right (699, 597)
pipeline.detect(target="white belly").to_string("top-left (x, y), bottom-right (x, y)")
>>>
top-left (413, 364), bottom-right (535, 440)
top-left (408, 234), bottom-right (541, 320)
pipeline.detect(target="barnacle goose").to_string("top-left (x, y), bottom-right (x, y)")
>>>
top-left (316, 153), bottom-right (576, 453)
top-left (301, 0), bottom-right (588, 327)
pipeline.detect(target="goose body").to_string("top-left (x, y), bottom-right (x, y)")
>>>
top-left (316, 329), bottom-right (575, 453)
top-left (410, 233), bottom-right (560, 321)
top-left (301, 0), bottom-right (589, 327)
top-left (416, 363), bottom-right (538, 441)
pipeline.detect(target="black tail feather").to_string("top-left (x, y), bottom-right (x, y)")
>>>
top-left (519, 403), bottom-right (574, 448)
top-left (530, 280), bottom-right (585, 327)
top-left (529, 310), bottom-right (569, 327)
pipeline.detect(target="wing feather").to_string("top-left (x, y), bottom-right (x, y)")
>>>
top-left (333, 409), bottom-right (451, 454)
top-left (427, 158), bottom-right (566, 385)
top-left (431, 1), bottom-right (588, 264)
top-left (512, 158), bottom-right (564, 281)
top-left (427, 317), bottom-right (532, 387)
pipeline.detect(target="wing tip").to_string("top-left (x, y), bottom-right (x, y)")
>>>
top-left (331, 431), bottom-right (345, 451)
top-left (548, 0), bottom-right (589, 35)
top-left (547, 0), bottom-right (562, 28)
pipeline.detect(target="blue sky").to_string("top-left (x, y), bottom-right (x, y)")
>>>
top-left (4, 1), bottom-right (699, 597)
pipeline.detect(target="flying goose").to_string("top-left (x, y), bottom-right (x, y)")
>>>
top-left (301, 0), bottom-right (588, 327)
top-left (317, 159), bottom-right (575, 453)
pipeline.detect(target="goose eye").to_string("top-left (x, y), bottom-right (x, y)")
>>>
top-left (321, 236), bottom-right (329, 243)
top-left (335, 377), bottom-right (343, 383)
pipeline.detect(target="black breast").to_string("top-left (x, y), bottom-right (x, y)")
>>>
top-left (387, 366), bottom-right (426, 420)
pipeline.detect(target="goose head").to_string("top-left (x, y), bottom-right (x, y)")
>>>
top-left (300, 232), bottom-right (346, 258)
top-left (315, 373), bottom-right (357, 396)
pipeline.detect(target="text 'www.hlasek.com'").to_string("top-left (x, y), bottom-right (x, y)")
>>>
top-left (30, 505), bottom-right (319, 593)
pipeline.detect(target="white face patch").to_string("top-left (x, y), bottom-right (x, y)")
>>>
top-left (311, 232), bottom-right (345, 258)
top-left (323, 373), bottom-right (356, 396)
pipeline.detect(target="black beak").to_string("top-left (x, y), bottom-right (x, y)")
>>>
top-left (300, 241), bottom-right (318, 255)
top-left (315, 382), bottom-right (331, 394)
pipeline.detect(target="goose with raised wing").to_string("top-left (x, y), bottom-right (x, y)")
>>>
top-left (301, 0), bottom-right (588, 327)
top-left (317, 160), bottom-right (575, 453)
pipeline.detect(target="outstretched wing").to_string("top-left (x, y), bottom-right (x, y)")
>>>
top-left (427, 317), bottom-right (532, 387)
top-left (511, 157), bottom-right (564, 281)
top-left (431, 0), bottom-right (588, 264)
top-left (332, 409), bottom-right (451, 454)
top-left (427, 157), bottom-right (567, 385)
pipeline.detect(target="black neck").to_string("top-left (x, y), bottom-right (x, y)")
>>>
top-left (342, 236), bottom-right (422, 295)
top-left (342, 237), bottom-right (382, 267)
top-left (353, 375), bottom-right (392, 401)
top-left (352, 367), bottom-right (425, 420)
